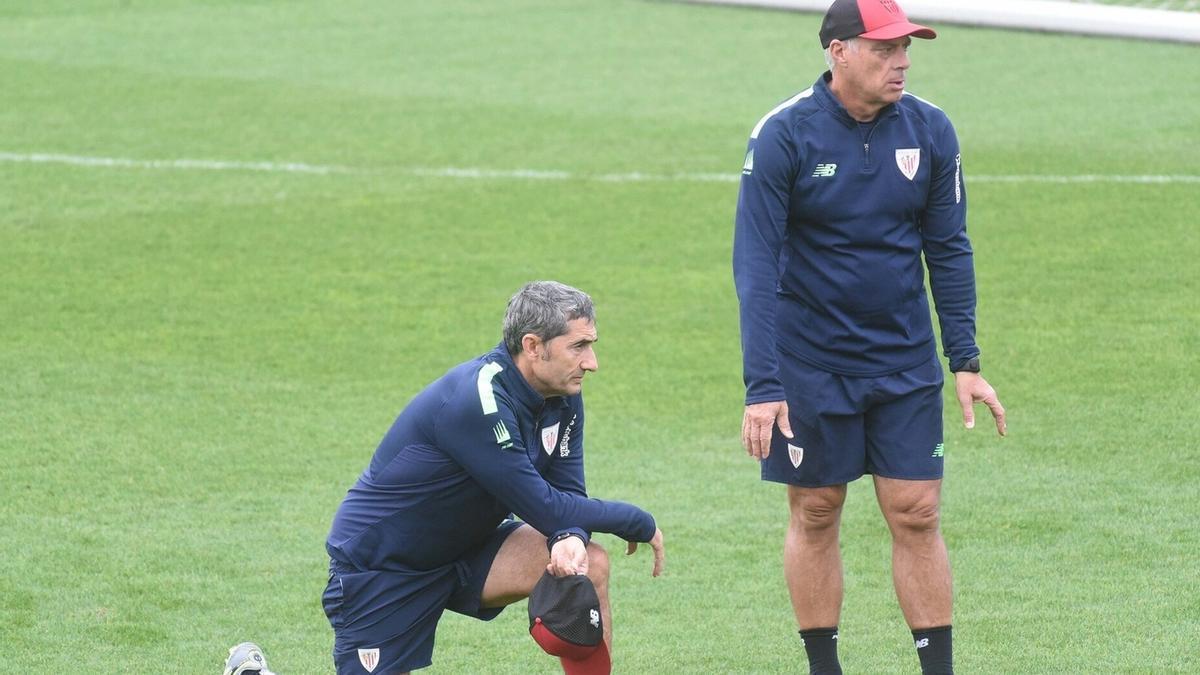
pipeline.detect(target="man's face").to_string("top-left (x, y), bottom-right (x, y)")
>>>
top-left (527, 318), bottom-right (598, 398)
top-left (840, 36), bottom-right (912, 108)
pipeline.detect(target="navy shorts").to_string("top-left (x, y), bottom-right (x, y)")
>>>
top-left (322, 519), bottom-right (524, 674)
top-left (762, 351), bottom-right (945, 487)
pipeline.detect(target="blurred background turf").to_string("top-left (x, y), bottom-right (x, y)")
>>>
top-left (2, 1), bottom-right (1197, 671)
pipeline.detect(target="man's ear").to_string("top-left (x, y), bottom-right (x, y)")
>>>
top-left (830, 40), bottom-right (848, 66)
top-left (521, 333), bottom-right (542, 359)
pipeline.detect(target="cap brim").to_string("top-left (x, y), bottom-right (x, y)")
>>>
top-left (860, 22), bottom-right (937, 41)
top-left (531, 623), bottom-right (611, 675)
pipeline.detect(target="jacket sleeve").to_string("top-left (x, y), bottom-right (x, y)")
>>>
top-left (733, 116), bottom-right (798, 404)
top-left (920, 114), bottom-right (980, 370)
top-left (438, 383), bottom-right (655, 544)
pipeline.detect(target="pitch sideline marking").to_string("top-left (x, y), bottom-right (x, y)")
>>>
top-left (2, 151), bottom-right (1198, 184)
top-left (0, 151), bottom-right (351, 175)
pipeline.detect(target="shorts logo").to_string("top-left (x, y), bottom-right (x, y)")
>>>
top-left (589, 608), bottom-right (601, 628)
top-left (896, 148), bottom-right (920, 180)
top-left (358, 648), bottom-right (380, 672)
top-left (787, 444), bottom-right (804, 468)
top-left (541, 422), bottom-right (561, 456)
top-left (932, 443), bottom-right (944, 458)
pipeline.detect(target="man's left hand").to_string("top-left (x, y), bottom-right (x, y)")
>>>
top-left (954, 371), bottom-right (1006, 436)
top-left (625, 528), bottom-right (665, 577)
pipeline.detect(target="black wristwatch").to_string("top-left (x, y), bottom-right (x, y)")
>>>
top-left (547, 531), bottom-right (585, 552)
top-left (952, 356), bottom-right (981, 373)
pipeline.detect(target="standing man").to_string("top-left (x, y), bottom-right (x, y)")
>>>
top-left (733, 1), bottom-right (1005, 673)
top-left (324, 281), bottom-right (665, 675)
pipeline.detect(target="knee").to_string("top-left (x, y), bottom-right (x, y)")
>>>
top-left (586, 542), bottom-right (610, 587)
top-left (788, 488), bottom-right (845, 532)
top-left (887, 497), bottom-right (942, 535)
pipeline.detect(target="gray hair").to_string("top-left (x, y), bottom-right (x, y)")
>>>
top-left (824, 37), bottom-right (859, 68)
top-left (503, 281), bottom-right (595, 356)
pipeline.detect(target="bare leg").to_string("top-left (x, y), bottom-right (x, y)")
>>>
top-left (785, 485), bottom-right (847, 629)
top-left (480, 524), bottom-right (614, 649)
top-left (874, 476), bottom-right (952, 628)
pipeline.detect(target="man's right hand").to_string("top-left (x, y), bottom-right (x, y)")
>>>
top-left (742, 400), bottom-right (792, 459)
top-left (547, 535), bottom-right (588, 577)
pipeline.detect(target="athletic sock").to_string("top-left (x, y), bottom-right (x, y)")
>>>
top-left (799, 627), bottom-right (842, 675)
top-left (912, 625), bottom-right (953, 675)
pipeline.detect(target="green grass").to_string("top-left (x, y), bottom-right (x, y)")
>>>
top-left (2, 1), bottom-right (1198, 672)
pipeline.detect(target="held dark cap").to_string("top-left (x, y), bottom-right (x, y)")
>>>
top-left (820, 0), bottom-right (937, 48)
top-left (528, 572), bottom-right (611, 675)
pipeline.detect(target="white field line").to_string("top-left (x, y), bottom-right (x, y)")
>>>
top-left (971, 174), bottom-right (1200, 184)
top-left (2, 151), bottom-right (1198, 184)
top-left (0, 151), bottom-right (351, 175)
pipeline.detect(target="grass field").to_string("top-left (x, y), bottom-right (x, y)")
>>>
top-left (2, 1), bottom-right (1198, 672)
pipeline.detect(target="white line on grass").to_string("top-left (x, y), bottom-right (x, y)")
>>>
top-left (0, 151), bottom-right (351, 175)
top-left (3, 151), bottom-right (1199, 184)
top-left (972, 174), bottom-right (1200, 184)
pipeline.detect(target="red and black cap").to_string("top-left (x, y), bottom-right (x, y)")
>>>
top-left (528, 572), bottom-right (610, 675)
top-left (819, 0), bottom-right (937, 48)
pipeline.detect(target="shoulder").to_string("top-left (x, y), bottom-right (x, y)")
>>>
top-left (438, 354), bottom-right (517, 426)
top-left (749, 87), bottom-right (821, 142)
top-left (899, 91), bottom-right (954, 130)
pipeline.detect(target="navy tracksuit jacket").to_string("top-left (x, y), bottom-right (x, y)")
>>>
top-left (734, 72), bottom-right (980, 403)
top-left (327, 344), bottom-right (655, 573)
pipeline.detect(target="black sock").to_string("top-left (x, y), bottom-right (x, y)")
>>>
top-left (912, 625), bottom-right (953, 675)
top-left (799, 627), bottom-right (842, 675)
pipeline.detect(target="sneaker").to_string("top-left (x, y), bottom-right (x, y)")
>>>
top-left (223, 641), bottom-right (276, 675)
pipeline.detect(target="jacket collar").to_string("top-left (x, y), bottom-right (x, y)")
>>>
top-left (814, 71), bottom-right (900, 128)
top-left (488, 343), bottom-right (564, 414)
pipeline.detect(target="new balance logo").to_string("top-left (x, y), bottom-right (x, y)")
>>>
top-left (812, 163), bottom-right (837, 177)
top-left (493, 422), bottom-right (513, 449)
top-left (932, 443), bottom-right (945, 458)
top-left (915, 638), bottom-right (930, 649)
top-left (589, 609), bottom-right (600, 628)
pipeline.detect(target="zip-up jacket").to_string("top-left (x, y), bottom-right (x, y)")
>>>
top-left (734, 72), bottom-right (979, 403)
top-left (326, 344), bottom-right (656, 573)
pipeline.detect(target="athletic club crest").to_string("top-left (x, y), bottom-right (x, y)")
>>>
top-left (787, 443), bottom-right (804, 469)
top-left (896, 148), bottom-right (920, 181)
top-left (541, 422), bottom-right (561, 456)
top-left (358, 648), bottom-right (380, 672)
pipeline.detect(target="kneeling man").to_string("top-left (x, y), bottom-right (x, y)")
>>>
top-left (324, 281), bottom-right (665, 674)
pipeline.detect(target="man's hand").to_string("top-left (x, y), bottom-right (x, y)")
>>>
top-left (547, 535), bottom-right (588, 577)
top-left (954, 371), bottom-right (1006, 436)
top-left (742, 400), bottom-right (792, 459)
top-left (625, 528), bottom-right (665, 577)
